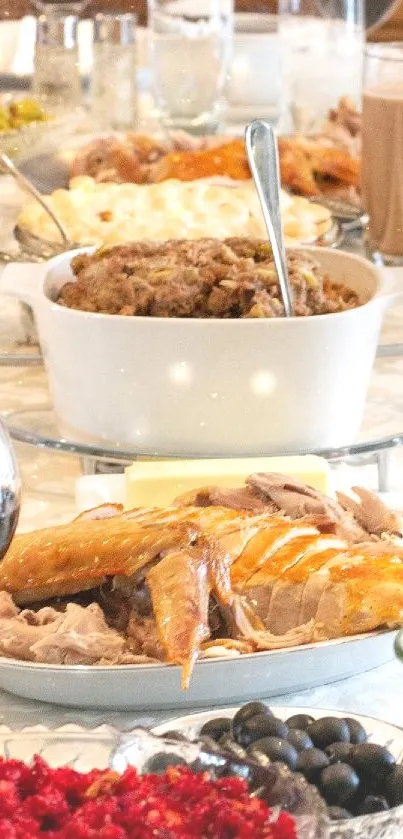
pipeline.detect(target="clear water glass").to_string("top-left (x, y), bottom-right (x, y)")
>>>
top-left (227, 14), bottom-right (283, 130)
top-left (91, 13), bottom-right (138, 132)
top-left (148, 0), bottom-right (234, 134)
top-left (279, 0), bottom-right (364, 134)
top-left (31, 2), bottom-right (88, 112)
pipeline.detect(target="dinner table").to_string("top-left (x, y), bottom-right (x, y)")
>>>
top-left (0, 164), bottom-right (403, 732)
top-left (0, 9), bottom-right (402, 752)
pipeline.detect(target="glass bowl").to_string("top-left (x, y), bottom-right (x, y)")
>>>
top-left (0, 723), bottom-right (402, 838)
top-left (0, 724), bottom-right (328, 839)
top-left (154, 708), bottom-right (403, 839)
top-left (0, 99), bottom-right (86, 163)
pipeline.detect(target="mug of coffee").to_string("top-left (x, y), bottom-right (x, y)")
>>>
top-left (362, 43), bottom-right (403, 266)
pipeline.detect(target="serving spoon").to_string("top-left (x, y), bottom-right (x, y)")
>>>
top-left (0, 152), bottom-right (70, 246)
top-left (245, 120), bottom-right (294, 317)
top-left (0, 152), bottom-right (86, 262)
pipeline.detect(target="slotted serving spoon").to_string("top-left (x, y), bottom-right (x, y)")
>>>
top-left (245, 120), bottom-right (294, 317)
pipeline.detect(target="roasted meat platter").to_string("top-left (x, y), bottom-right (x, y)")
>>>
top-left (0, 472), bottom-right (400, 708)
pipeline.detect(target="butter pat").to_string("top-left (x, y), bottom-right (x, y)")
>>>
top-left (125, 455), bottom-right (331, 509)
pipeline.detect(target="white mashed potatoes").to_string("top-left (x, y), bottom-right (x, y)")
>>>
top-left (18, 176), bottom-right (332, 247)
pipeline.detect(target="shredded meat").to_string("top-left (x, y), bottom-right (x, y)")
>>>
top-left (0, 596), bottom-right (124, 665)
top-left (69, 132), bottom-right (222, 185)
top-left (125, 613), bottom-right (164, 660)
top-left (58, 239), bottom-right (360, 318)
top-left (175, 473), bottom-right (399, 545)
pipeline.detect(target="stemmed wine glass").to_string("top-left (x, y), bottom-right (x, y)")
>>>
top-left (0, 419), bottom-right (20, 559)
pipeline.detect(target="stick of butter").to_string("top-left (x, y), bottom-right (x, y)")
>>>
top-left (125, 455), bottom-right (331, 509)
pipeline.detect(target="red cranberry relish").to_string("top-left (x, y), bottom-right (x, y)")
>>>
top-left (0, 757), bottom-right (297, 839)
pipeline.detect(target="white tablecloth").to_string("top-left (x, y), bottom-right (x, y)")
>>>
top-left (0, 659), bottom-right (400, 732)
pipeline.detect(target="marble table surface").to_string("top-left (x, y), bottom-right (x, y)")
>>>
top-left (1, 173), bottom-right (403, 732)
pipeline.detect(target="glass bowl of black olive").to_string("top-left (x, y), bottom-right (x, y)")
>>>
top-left (154, 703), bottom-right (403, 839)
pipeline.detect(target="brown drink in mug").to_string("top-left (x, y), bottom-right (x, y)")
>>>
top-left (362, 43), bottom-right (403, 265)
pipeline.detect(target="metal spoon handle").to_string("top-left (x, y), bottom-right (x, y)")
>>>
top-left (0, 152), bottom-right (69, 246)
top-left (245, 120), bottom-right (294, 318)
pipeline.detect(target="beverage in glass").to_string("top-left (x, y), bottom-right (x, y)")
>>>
top-left (362, 43), bottom-right (403, 265)
top-left (31, 1), bottom-right (89, 112)
top-left (32, 13), bottom-right (82, 111)
top-left (91, 13), bottom-right (138, 131)
top-left (148, 0), bottom-right (233, 134)
top-left (279, 0), bottom-right (364, 134)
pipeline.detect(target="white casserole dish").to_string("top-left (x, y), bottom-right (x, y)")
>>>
top-left (1, 247), bottom-right (402, 456)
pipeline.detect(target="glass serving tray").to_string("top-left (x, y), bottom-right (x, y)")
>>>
top-left (4, 404), bottom-right (403, 492)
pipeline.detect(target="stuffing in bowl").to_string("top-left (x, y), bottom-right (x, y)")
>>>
top-left (0, 241), bottom-right (399, 455)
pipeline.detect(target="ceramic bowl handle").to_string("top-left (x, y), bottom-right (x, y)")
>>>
top-left (0, 263), bottom-right (44, 308)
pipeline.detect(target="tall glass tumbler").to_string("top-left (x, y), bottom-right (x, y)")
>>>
top-left (148, 0), bottom-right (234, 134)
top-left (91, 13), bottom-right (138, 131)
top-left (362, 43), bottom-right (403, 266)
top-left (279, 0), bottom-right (364, 134)
top-left (32, 12), bottom-right (82, 112)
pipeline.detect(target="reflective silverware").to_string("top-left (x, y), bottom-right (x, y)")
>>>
top-left (0, 248), bottom-right (46, 264)
top-left (308, 195), bottom-right (369, 232)
top-left (245, 120), bottom-right (294, 317)
top-left (0, 152), bottom-right (70, 248)
top-left (0, 418), bottom-right (20, 558)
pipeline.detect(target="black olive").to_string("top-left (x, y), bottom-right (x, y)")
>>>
top-left (343, 718), bottom-right (367, 745)
top-left (231, 703), bottom-right (272, 742)
top-left (145, 753), bottom-right (188, 774)
top-left (234, 714), bottom-right (288, 748)
top-left (162, 730), bottom-right (189, 742)
top-left (355, 795), bottom-right (389, 815)
top-left (307, 717), bottom-right (350, 749)
top-left (200, 717), bottom-right (232, 742)
top-left (218, 734), bottom-right (247, 760)
top-left (247, 746), bottom-right (272, 767)
top-left (349, 743), bottom-right (396, 782)
top-left (297, 748), bottom-right (330, 782)
top-left (319, 763), bottom-right (360, 806)
top-left (325, 742), bottom-right (354, 764)
top-left (384, 765), bottom-right (403, 807)
top-left (189, 758), bottom-right (206, 774)
top-left (247, 737), bottom-right (298, 770)
top-left (198, 734), bottom-right (221, 752)
top-left (327, 806), bottom-right (352, 821)
top-left (286, 729), bottom-right (313, 752)
top-left (286, 713), bottom-right (315, 731)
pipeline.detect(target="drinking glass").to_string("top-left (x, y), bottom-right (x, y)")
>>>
top-left (31, 1), bottom-right (89, 112)
top-left (0, 419), bottom-right (20, 559)
top-left (91, 13), bottom-right (138, 131)
top-left (227, 14), bottom-right (283, 130)
top-left (278, 0), bottom-right (364, 134)
top-left (362, 43), bottom-right (403, 266)
top-left (148, 0), bottom-right (234, 134)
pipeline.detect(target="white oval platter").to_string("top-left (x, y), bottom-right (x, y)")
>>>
top-left (0, 629), bottom-right (395, 710)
